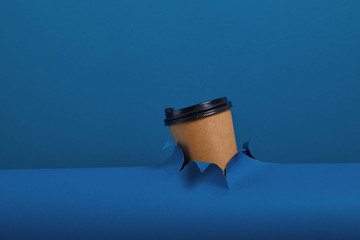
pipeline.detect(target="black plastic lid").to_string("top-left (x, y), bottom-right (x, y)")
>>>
top-left (164, 97), bottom-right (233, 126)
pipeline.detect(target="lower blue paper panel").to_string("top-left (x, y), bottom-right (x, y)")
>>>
top-left (1, 142), bottom-right (360, 240)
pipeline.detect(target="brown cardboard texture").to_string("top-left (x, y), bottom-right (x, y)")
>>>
top-left (169, 109), bottom-right (238, 171)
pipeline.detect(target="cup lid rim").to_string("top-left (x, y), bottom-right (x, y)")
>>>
top-left (164, 97), bottom-right (232, 126)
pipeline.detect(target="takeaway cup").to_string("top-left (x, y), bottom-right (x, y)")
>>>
top-left (164, 97), bottom-right (238, 172)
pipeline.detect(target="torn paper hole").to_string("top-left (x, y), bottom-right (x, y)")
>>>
top-left (161, 138), bottom-right (257, 190)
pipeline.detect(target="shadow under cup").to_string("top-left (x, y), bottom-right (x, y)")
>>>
top-left (164, 97), bottom-right (238, 171)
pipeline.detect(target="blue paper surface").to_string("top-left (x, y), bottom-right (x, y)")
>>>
top-left (1, 142), bottom-right (360, 239)
top-left (1, 0), bottom-right (360, 169)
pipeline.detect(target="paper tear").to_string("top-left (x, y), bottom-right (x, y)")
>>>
top-left (241, 137), bottom-right (256, 159)
top-left (198, 162), bottom-right (212, 173)
top-left (162, 140), bottom-right (176, 150)
top-left (160, 139), bottom-right (257, 190)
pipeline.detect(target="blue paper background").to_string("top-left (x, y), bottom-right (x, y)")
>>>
top-left (1, 0), bottom-right (359, 168)
top-left (1, 144), bottom-right (360, 239)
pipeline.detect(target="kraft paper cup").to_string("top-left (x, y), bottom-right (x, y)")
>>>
top-left (164, 97), bottom-right (238, 172)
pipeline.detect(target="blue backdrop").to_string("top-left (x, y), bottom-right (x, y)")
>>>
top-left (1, 0), bottom-right (359, 168)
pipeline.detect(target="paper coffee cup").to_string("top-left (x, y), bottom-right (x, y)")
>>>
top-left (164, 97), bottom-right (238, 172)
